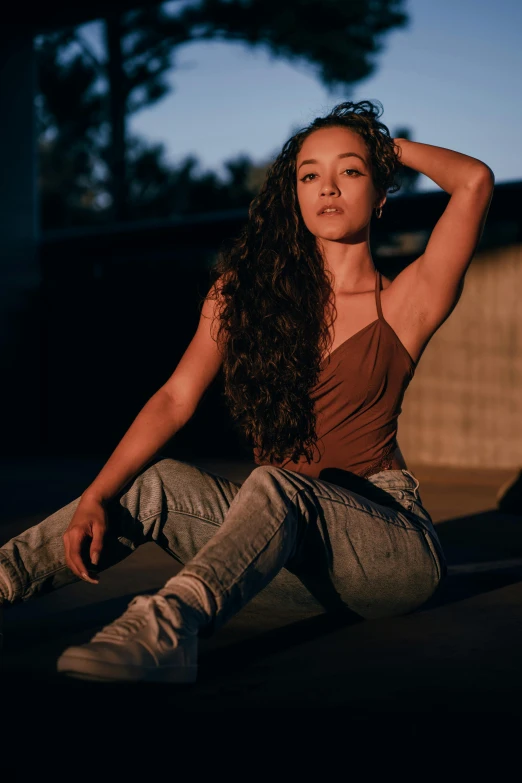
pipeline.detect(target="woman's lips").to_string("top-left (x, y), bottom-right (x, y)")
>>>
top-left (317, 208), bottom-right (344, 216)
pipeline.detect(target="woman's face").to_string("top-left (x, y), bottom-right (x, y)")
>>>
top-left (295, 126), bottom-right (383, 243)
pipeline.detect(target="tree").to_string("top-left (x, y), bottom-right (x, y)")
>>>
top-left (125, 141), bottom-right (267, 220)
top-left (36, 0), bottom-right (410, 228)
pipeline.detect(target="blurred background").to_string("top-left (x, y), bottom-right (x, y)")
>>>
top-left (1, 0), bottom-right (521, 469)
top-left (3, 2), bottom-right (522, 714)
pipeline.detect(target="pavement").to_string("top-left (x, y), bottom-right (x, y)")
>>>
top-left (1, 456), bottom-right (522, 745)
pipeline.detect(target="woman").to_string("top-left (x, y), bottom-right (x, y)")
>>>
top-left (0, 101), bottom-right (494, 683)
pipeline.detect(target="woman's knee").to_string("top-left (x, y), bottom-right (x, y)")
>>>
top-left (117, 457), bottom-right (208, 521)
top-left (139, 457), bottom-right (197, 486)
top-left (242, 465), bottom-right (308, 504)
top-left (242, 464), bottom-right (291, 487)
top-left (122, 457), bottom-right (187, 499)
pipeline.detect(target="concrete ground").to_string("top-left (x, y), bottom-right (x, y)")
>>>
top-left (1, 456), bottom-right (522, 745)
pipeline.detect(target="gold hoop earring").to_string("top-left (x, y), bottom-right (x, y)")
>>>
top-left (375, 206), bottom-right (382, 219)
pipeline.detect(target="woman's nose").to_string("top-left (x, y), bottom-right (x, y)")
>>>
top-left (320, 181), bottom-right (339, 196)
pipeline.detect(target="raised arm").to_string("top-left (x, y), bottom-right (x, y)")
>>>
top-left (389, 138), bottom-right (495, 333)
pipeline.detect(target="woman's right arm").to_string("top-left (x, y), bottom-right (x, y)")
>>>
top-left (64, 279), bottom-right (226, 582)
top-left (80, 387), bottom-right (194, 507)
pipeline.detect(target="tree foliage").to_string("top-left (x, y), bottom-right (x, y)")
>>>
top-left (36, 0), bottom-right (410, 230)
top-left (180, 0), bottom-right (408, 88)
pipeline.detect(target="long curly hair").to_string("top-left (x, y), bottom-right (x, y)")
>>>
top-left (205, 100), bottom-right (402, 465)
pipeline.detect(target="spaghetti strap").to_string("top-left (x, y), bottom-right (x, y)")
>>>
top-left (375, 268), bottom-right (384, 321)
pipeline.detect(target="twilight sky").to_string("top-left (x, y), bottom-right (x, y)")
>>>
top-left (84, 0), bottom-right (521, 193)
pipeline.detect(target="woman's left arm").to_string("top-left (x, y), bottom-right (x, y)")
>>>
top-left (392, 138), bottom-right (495, 330)
top-left (393, 137), bottom-right (493, 193)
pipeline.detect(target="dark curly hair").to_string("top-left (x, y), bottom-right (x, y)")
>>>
top-left (204, 100), bottom-right (403, 466)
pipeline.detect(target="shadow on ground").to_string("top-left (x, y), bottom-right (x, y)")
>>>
top-left (1, 456), bottom-right (522, 725)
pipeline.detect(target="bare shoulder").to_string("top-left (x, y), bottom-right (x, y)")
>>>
top-left (379, 261), bottom-right (454, 366)
top-left (383, 258), bottom-right (464, 329)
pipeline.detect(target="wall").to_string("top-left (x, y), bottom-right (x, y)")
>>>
top-left (399, 243), bottom-right (522, 468)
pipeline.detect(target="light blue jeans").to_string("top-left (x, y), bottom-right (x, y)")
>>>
top-left (0, 459), bottom-right (446, 630)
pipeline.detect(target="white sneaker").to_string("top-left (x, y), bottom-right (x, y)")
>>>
top-left (56, 594), bottom-right (198, 683)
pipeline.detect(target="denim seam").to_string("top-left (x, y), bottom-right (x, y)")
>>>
top-left (184, 486), bottom-right (304, 600)
top-left (370, 483), bottom-right (415, 491)
top-left (421, 529), bottom-right (442, 583)
top-left (138, 505), bottom-right (221, 528)
top-left (0, 535), bottom-right (138, 598)
top-left (0, 556), bottom-right (72, 599)
top-left (311, 492), bottom-right (420, 531)
top-left (20, 564), bottom-right (71, 594)
top-left (0, 551), bottom-right (24, 600)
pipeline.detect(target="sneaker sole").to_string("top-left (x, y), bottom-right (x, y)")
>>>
top-left (57, 649), bottom-right (198, 684)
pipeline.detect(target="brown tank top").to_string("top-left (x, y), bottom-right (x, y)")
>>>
top-left (253, 268), bottom-right (416, 479)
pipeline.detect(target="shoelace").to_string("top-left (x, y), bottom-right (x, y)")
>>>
top-left (92, 595), bottom-right (179, 644)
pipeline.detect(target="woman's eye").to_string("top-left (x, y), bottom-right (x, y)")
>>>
top-left (300, 169), bottom-right (361, 182)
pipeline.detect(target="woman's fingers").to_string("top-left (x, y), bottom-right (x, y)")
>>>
top-left (89, 520), bottom-right (106, 568)
top-left (64, 527), bottom-right (99, 583)
top-left (63, 500), bottom-right (108, 583)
